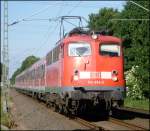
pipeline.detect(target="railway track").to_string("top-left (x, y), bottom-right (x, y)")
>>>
top-left (112, 106), bottom-right (150, 120)
top-left (21, 91), bottom-right (149, 130)
top-left (35, 96), bottom-right (149, 130)
top-left (75, 117), bottom-right (105, 131)
top-left (74, 117), bottom-right (148, 130)
top-left (109, 117), bottom-right (148, 130)
top-left (117, 107), bottom-right (150, 117)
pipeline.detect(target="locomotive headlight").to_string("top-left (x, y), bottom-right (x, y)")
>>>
top-left (112, 76), bottom-right (118, 81)
top-left (112, 70), bottom-right (118, 75)
top-left (73, 75), bottom-right (79, 81)
top-left (91, 34), bottom-right (98, 40)
top-left (73, 70), bottom-right (79, 81)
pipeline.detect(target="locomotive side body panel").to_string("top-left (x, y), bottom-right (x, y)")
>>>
top-left (46, 61), bottom-right (61, 90)
top-left (45, 44), bottom-right (63, 93)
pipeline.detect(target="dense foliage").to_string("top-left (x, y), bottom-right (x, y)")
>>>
top-left (88, 1), bottom-right (149, 99)
top-left (10, 56), bottom-right (39, 84)
top-left (125, 66), bottom-right (143, 99)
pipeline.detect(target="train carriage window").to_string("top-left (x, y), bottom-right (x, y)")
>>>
top-left (42, 65), bottom-right (45, 78)
top-left (60, 44), bottom-right (64, 58)
top-left (37, 66), bottom-right (40, 78)
top-left (100, 44), bottom-right (120, 57)
top-left (68, 42), bottom-right (91, 56)
top-left (33, 69), bottom-right (35, 79)
top-left (46, 51), bottom-right (53, 65)
top-left (40, 65), bottom-right (43, 78)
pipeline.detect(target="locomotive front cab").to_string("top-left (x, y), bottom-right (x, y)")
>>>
top-left (63, 36), bottom-right (125, 90)
top-left (62, 34), bottom-right (125, 115)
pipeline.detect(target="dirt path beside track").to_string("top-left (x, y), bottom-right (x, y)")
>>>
top-left (9, 89), bottom-right (88, 130)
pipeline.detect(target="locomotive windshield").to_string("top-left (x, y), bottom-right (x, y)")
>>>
top-left (68, 42), bottom-right (91, 56)
top-left (100, 44), bottom-right (120, 57)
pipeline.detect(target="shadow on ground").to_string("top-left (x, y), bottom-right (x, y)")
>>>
top-left (75, 108), bottom-right (149, 122)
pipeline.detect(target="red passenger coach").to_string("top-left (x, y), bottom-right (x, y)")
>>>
top-left (15, 27), bottom-right (126, 116)
top-left (16, 58), bottom-right (46, 94)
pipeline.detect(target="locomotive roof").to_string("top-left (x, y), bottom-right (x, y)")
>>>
top-left (63, 34), bottom-right (122, 44)
top-left (62, 27), bottom-right (122, 43)
top-left (45, 31), bottom-right (122, 58)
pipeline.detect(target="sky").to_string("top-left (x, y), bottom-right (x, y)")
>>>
top-left (1, 1), bottom-right (126, 78)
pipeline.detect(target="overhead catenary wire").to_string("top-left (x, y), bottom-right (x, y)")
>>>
top-left (63, 19), bottom-right (78, 27)
top-left (8, 2), bottom-right (61, 26)
top-left (66, 1), bottom-right (82, 16)
top-left (109, 1), bottom-right (150, 22)
top-left (10, 1), bottom-right (85, 77)
top-left (110, 18), bottom-right (150, 21)
top-left (59, 1), bottom-right (83, 38)
top-left (9, 1), bottom-right (84, 65)
top-left (32, 1), bottom-right (66, 55)
top-left (8, 1), bottom-right (79, 26)
top-left (10, 1), bottom-right (65, 66)
top-left (129, 1), bottom-right (150, 12)
top-left (10, 23), bottom-right (55, 67)
top-left (11, 47), bottom-right (37, 60)
top-left (10, 1), bottom-right (64, 63)
top-left (24, 1), bottom-right (83, 55)
top-left (33, 22), bottom-right (60, 55)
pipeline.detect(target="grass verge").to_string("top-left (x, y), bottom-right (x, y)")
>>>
top-left (1, 90), bottom-right (13, 128)
top-left (124, 97), bottom-right (149, 111)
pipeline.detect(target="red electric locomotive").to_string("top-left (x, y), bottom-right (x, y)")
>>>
top-left (45, 28), bottom-right (125, 115)
top-left (15, 16), bottom-right (126, 116)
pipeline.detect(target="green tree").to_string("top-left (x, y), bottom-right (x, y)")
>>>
top-left (10, 55), bottom-right (40, 84)
top-left (88, 7), bottom-right (119, 34)
top-left (21, 55), bottom-right (39, 71)
top-left (116, 1), bottom-right (149, 98)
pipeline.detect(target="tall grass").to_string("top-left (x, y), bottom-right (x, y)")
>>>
top-left (124, 97), bottom-right (149, 110)
top-left (1, 89), bottom-right (12, 128)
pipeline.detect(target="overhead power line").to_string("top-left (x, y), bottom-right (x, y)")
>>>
top-left (10, 1), bottom-right (65, 68)
top-left (32, 1), bottom-right (65, 55)
top-left (66, 1), bottom-right (82, 15)
top-left (129, 1), bottom-right (150, 12)
top-left (10, 1), bottom-right (86, 75)
top-left (8, 2), bottom-right (62, 26)
top-left (11, 2), bottom-right (65, 62)
top-left (111, 18), bottom-right (150, 21)
top-left (8, 17), bottom-right (60, 26)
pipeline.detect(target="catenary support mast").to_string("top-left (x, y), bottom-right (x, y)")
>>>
top-left (2, 0), bottom-right (9, 88)
top-left (2, 0), bottom-right (9, 112)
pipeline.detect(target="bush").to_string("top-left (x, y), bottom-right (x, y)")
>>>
top-left (125, 65), bottom-right (144, 99)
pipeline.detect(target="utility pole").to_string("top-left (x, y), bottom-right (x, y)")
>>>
top-left (2, 0), bottom-right (9, 112)
top-left (2, 0), bottom-right (9, 87)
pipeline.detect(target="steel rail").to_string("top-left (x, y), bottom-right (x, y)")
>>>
top-left (118, 106), bottom-right (150, 116)
top-left (109, 117), bottom-right (148, 130)
top-left (75, 117), bottom-right (105, 131)
top-left (17, 90), bottom-right (149, 130)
